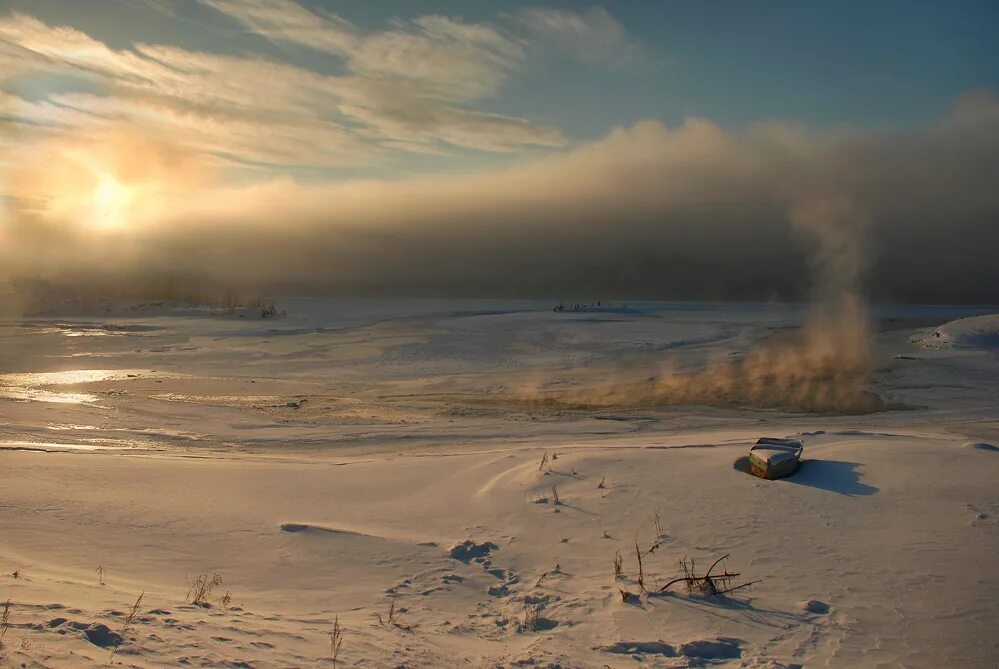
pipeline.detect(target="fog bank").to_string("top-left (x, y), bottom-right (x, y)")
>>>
top-left (2, 91), bottom-right (998, 305)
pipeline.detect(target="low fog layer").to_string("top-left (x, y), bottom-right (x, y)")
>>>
top-left (2, 91), bottom-right (998, 304)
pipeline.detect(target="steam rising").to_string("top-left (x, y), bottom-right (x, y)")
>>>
top-left (527, 198), bottom-right (884, 414)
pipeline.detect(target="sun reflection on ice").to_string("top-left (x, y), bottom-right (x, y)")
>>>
top-left (0, 369), bottom-right (162, 404)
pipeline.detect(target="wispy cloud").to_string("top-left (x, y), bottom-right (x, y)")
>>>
top-left (514, 6), bottom-right (654, 68)
top-left (202, 1), bottom-right (523, 97)
top-left (198, 0), bottom-right (557, 150)
top-left (200, 0), bottom-right (358, 55)
top-left (0, 3), bottom-right (569, 176)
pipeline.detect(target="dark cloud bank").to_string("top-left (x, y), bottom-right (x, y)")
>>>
top-left (4, 91), bottom-right (999, 305)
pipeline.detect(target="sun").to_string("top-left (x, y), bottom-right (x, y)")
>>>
top-left (89, 174), bottom-right (133, 229)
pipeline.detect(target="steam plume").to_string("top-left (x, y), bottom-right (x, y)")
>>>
top-left (525, 197), bottom-right (884, 414)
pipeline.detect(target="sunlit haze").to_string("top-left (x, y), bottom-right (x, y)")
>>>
top-left (2, 4), bottom-right (999, 667)
top-left (1, 0), bottom-right (997, 302)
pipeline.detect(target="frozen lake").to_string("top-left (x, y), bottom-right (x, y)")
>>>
top-left (1, 298), bottom-right (998, 667)
top-left (0, 298), bottom-right (994, 455)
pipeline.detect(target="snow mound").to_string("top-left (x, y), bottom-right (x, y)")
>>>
top-left (598, 636), bottom-right (742, 659)
top-left (963, 441), bottom-right (999, 451)
top-left (279, 522), bottom-right (364, 536)
top-left (80, 622), bottom-right (122, 648)
top-left (802, 599), bottom-right (831, 614)
top-left (912, 314), bottom-right (999, 349)
top-left (448, 539), bottom-right (497, 562)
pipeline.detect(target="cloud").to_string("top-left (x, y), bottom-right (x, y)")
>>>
top-left (0, 8), bottom-right (564, 171)
top-left (514, 6), bottom-right (653, 68)
top-left (348, 15), bottom-right (524, 100)
top-left (201, 1), bottom-right (524, 98)
top-left (197, 1), bottom-right (562, 150)
top-left (2, 7), bottom-right (996, 305)
top-left (200, 0), bottom-right (358, 55)
top-left (5, 91), bottom-right (997, 305)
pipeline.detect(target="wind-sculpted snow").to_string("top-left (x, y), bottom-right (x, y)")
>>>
top-left (911, 314), bottom-right (999, 349)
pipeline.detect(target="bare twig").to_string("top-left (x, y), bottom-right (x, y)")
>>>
top-left (705, 553), bottom-right (730, 579)
top-left (651, 553), bottom-right (755, 596)
top-left (712, 579), bottom-right (762, 595)
top-left (642, 538), bottom-right (665, 558)
top-left (656, 570), bottom-right (741, 593)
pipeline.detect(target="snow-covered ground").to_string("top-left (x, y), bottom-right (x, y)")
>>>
top-left (1, 299), bottom-right (997, 667)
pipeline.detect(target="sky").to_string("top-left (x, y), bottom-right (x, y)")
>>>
top-left (1, 1), bottom-right (998, 302)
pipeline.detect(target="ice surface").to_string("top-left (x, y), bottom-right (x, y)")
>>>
top-left (1, 299), bottom-right (997, 667)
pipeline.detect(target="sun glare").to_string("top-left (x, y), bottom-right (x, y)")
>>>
top-left (90, 174), bottom-right (132, 229)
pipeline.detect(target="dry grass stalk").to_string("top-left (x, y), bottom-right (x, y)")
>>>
top-left (537, 452), bottom-right (549, 472)
top-left (522, 603), bottom-right (541, 631)
top-left (375, 599), bottom-right (401, 627)
top-left (109, 591), bottom-right (143, 662)
top-left (654, 511), bottom-right (665, 539)
top-left (1, 599), bottom-right (10, 646)
top-left (551, 483), bottom-right (560, 513)
top-left (329, 615), bottom-right (344, 668)
top-left (613, 550), bottom-right (624, 579)
top-left (187, 572), bottom-right (223, 606)
top-left (635, 541), bottom-right (646, 592)
top-left (96, 564), bottom-right (105, 586)
top-left (597, 476), bottom-right (605, 489)
top-left (535, 571), bottom-right (548, 588)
